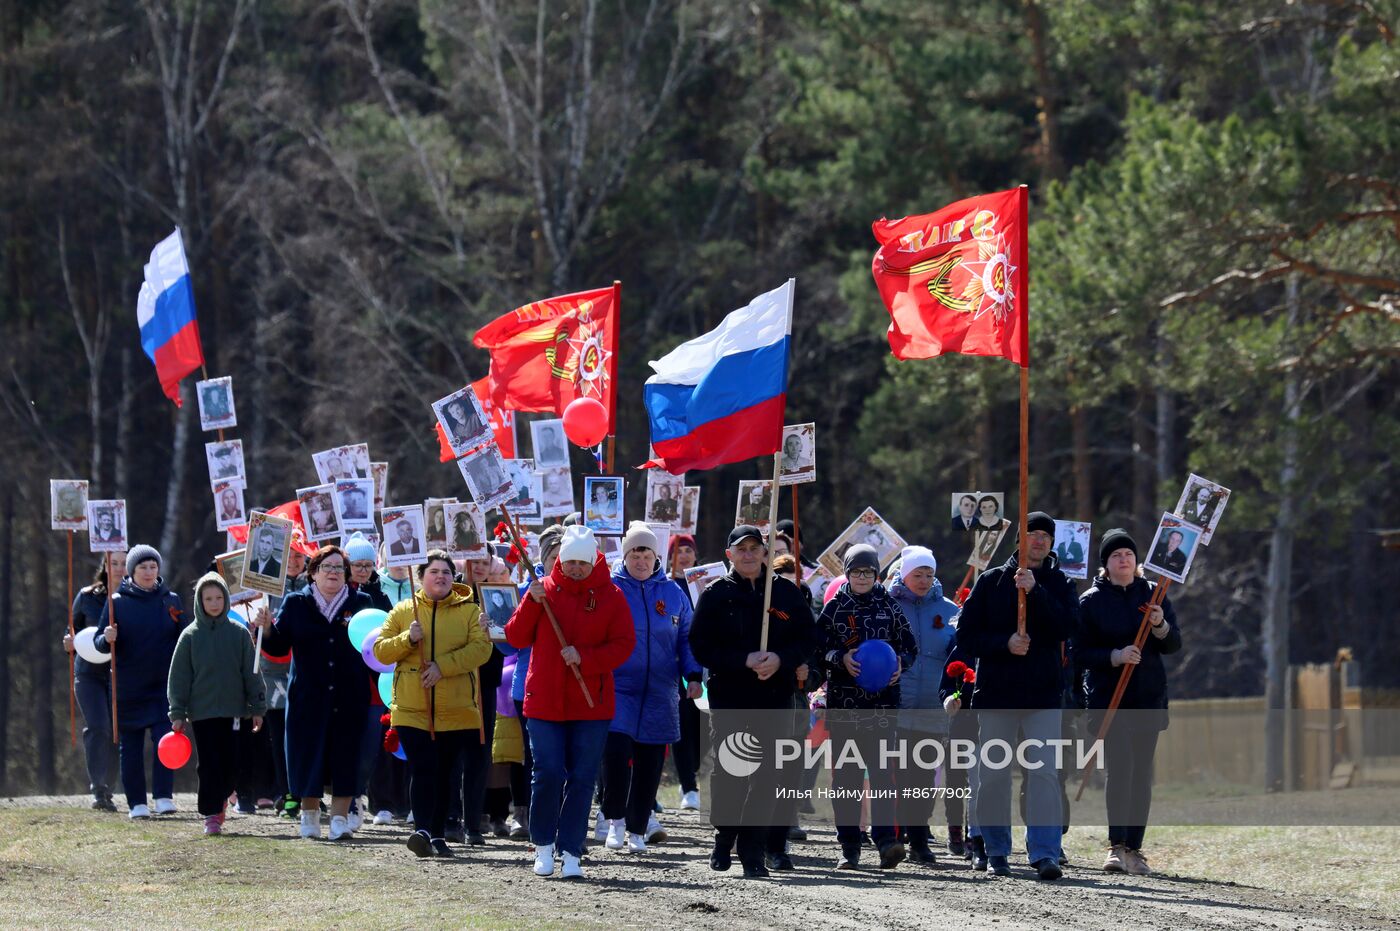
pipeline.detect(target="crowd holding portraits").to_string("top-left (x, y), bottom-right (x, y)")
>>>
top-left (195, 376), bottom-right (237, 432)
top-left (459, 444), bottom-right (515, 512)
top-left (1054, 519), bottom-right (1092, 579)
top-left (205, 440), bottom-right (245, 483)
top-left (444, 501), bottom-right (487, 559)
top-left (240, 512), bottom-right (293, 597)
top-left (503, 458), bottom-right (542, 524)
top-left (584, 475), bottom-right (624, 535)
top-left (734, 480), bottom-right (773, 529)
top-left (312, 443), bottom-right (370, 483)
top-left (538, 465), bottom-right (574, 518)
top-left (477, 583), bottom-right (518, 642)
top-left (423, 498), bottom-right (454, 550)
top-left (297, 484), bottom-right (340, 542)
top-left (213, 481), bottom-right (247, 530)
top-left (382, 505), bottom-right (427, 567)
top-left (433, 386), bottom-right (492, 456)
top-left (778, 422), bottom-right (817, 485)
top-left (214, 549), bottom-right (257, 604)
top-left (50, 479), bottom-right (89, 530)
top-left (645, 470), bottom-right (685, 527)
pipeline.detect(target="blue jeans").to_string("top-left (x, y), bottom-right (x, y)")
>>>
top-left (119, 718), bottom-right (174, 809)
top-left (975, 708), bottom-right (1062, 863)
top-left (528, 718), bottom-right (610, 857)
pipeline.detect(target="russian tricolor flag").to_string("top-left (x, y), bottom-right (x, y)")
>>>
top-left (136, 229), bottom-right (204, 406)
top-left (644, 279), bottom-right (795, 474)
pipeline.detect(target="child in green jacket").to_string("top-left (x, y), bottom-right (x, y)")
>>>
top-left (168, 573), bottom-right (267, 835)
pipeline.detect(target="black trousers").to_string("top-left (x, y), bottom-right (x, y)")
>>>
top-left (447, 681), bottom-right (495, 829)
top-left (600, 732), bottom-right (668, 835)
top-left (191, 718), bottom-right (240, 817)
top-left (368, 723), bottom-right (409, 816)
top-left (829, 718), bottom-right (898, 848)
top-left (1104, 724), bottom-right (1159, 850)
top-left (671, 684), bottom-right (704, 793)
top-left (264, 709), bottom-right (289, 800)
top-left (400, 727), bottom-right (481, 840)
top-left (709, 711), bottom-right (786, 868)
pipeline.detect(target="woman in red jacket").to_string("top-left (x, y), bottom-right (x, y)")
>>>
top-left (506, 525), bottom-right (634, 880)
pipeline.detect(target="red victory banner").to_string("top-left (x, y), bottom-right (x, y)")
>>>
top-left (472, 284), bottom-right (620, 437)
top-left (871, 186), bottom-right (1028, 367)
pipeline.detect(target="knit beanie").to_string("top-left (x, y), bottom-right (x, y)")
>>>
top-left (669, 534), bottom-right (696, 559)
top-left (538, 524), bottom-right (566, 567)
top-left (126, 544), bottom-right (162, 577)
top-left (559, 525), bottom-right (597, 564)
top-left (343, 532), bottom-right (377, 564)
top-left (842, 544), bottom-right (880, 575)
top-left (1026, 511), bottom-right (1057, 536)
top-left (1098, 528), bottom-right (1139, 565)
top-left (621, 521), bottom-right (659, 556)
top-left (899, 545), bottom-right (937, 578)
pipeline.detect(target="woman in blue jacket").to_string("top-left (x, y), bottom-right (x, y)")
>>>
top-left (96, 545), bottom-right (188, 819)
top-left (1072, 529), bottom-right (1182, 877)
top-left (599, 523), bottom-right (701, 854)
top-left (888, 545), bottom-right (961, 864)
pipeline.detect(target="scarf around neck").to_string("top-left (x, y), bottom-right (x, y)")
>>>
top-left (310, 582), bottom-right (350, 624)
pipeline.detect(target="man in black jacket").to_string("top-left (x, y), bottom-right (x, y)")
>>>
top-left (955, 511), bottom-right (1078, 881)
top-left (690, 524), bottom-right (817, 879)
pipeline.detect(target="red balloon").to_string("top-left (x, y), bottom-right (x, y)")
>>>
top-left (823, 575), bottom-right (846, 605)
top-left (562, 397), bottom-right (609, 448)
top-left (157, 731), bottom-right (192, 769)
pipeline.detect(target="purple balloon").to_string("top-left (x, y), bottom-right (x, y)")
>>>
top-left (361, 626), bottom-right (392, 673)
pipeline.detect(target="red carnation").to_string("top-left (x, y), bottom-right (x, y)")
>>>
top-left (963, 668), bottom-right (976, 684)
top-left (379, 712), bottom-right (391, 726)
top-left (946, 660), bottom-right (968, 679)
top-left (957, 586), bottom-right (972, 603)
top-left (383, 728), bottom-right (400, 753)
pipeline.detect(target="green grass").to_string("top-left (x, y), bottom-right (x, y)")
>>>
top-left (0, 809), bottom-right (577, 930)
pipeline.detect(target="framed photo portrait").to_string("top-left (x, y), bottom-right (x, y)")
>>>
top-left (213, 480), bottom-right (248, 531)
top-left (433, 386), bottom-right (492, 457)
top-left (645, 470), bottom-right (685, 529)
top-left (678, 486), bottom-right (701, 536)
top-left (196, 376), bottom-right (237, 432)
top-left (86, 499), bottom-right (127, 553)
top-left (444, 501), bottom-right (488, 560)
top-left (1173, 473), bottom-right (1231, 545)
top-left (205, 439), bottom-right (246, 484)
top-left (583, 476), bottom-right (625, 536)
top-left (538, 465), bottom-right (575, 518)
top-left (949, 492), bottom-right (980, 533)
top-left (383, 505), bottom-right (427, 568)
top-left (817, 508), bottom-right (907, 578)
top-left (458, 444), bottom-right (515, 512)
top-left (967, 518), bottom-right (1011, 571)
top-left (778, 423), bottom-right (817, 487)
top-left (334, 479), bottom-right (376, 531)
top-left (1053, 519), bottom-right (1092, 580)
top-left (241, 511), bottom-right (293, 597)
top-left (215, 549), bottom-right (258, 605)
top-left (370, 462), bottom-right (389, 511)
top-left (502, 458), bottom-right (542, 524)
top-left (684, 561), bottom-right (728, 604)
top-left (423, 498), bottom-right (455, 551)
top-left (530, 418), bottom-right (570, 468)
top-left (1144, 512), bottom-right (1204, 584)
top-left (968, 492), bottom-right (1005, 534)
top-left (735, 480), bottom-right (774, 531)
top-left (50, 479), bottom-right (89, 531)
top-left (477, 584), bottom-right (519, 642)
top-left (297, 484), bottom-right (341, 542)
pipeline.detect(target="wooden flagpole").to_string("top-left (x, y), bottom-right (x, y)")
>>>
top-left (409, 568), bottom-right (434, 739)
top-left (499, 505), bottom-right (595, 708)
top-left (605, 279), bottom-right (621, 474)
top-left (106, 562), bottom-right (117, 743)
top-left (1073, 578), bottom-right (1173, 801)
top-left (469, 581), bottom-right (485, 745)
top-left (758, 452), bottom-right (782, 652)
top-left (1016, 365), bottom-right (1029, 636)
top-left (66, 532), bottom-right (76, 747)
top-left (791, 485), bottom-right (806, 689)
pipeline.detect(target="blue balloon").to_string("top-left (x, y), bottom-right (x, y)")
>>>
top-left (853, 640), bottom-right (899, 692)
top-left (392, 743), bottom-right (407, 761)
top-left (348, 608), bottom-right (388, 650)
top-left (377, 670), bottom-right (394, 707)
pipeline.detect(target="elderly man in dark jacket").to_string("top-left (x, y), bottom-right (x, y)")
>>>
top-left (689, 525), bottom-right (817, 879)
top-left (955, 511), bottom-right (1078, 881)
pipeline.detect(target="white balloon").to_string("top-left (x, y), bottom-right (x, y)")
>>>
top-left (73, 627), bottom-right (110, 665)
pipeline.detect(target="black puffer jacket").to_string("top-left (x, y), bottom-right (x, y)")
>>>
top-left (818, 582), bottom-right (917, 711)
top-left (1073, 573), bottom-right (1182, 728)
top-left (955, 553), bottom-right (1078, 710)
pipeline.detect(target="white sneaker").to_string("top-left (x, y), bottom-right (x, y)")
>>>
top-left (299, 811), bottom-right (322, 839)
top-left (328, 815), bottom-right (352, 841)
top-left (128, 804), bottom-right (151, 820)
top-left (373, 810), bottom-right (393, 826)
top-left (605, 819), bottom-right (626, 850)
top-left (406, 810), bottom-right (414, 824)
top-left (533, 843), bottom-right (555, 876)
top-left (645, 813), bottom-right (667, 843)
top-left (346, 809), bottom-right (363, 832)
top-left (627, 832), bottom-right (647, 853)
top-left (153, 798), bottom-right (177, 815)
top-left (561, 851), bottom-right (583, 878)
top-left (593, 809), bottom-right (608, 842)
top-left (681, 789), bottom-right (701, 811)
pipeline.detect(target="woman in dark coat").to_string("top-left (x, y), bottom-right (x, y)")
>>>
top-left (62, 552), bottom-right (124, 812)
top-left (253, 545), bottom-right (373, 841)
top-left (1072, 529), bottom-right (1182, 877)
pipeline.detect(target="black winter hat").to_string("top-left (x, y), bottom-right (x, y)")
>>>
top-left (842, 544), bottom-right (880, 575)
top-left (1026, 511), bottom-right (1056, 536)
top-left (1098, 528), bottom-right (1139, 565)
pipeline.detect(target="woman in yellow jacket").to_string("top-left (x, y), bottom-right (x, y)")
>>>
top-left (374, 550), bottom-right (492, 858)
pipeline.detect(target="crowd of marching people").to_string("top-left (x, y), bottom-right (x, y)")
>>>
top-left (61, 509), bottom-right (1182, 882)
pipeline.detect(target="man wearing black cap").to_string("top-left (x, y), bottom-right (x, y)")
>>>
top-left (689, 524), bottom-right (817, 878)
top-left (955, 510), bottom-right (1078, 881)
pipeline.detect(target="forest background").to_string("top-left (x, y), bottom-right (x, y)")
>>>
top-left (0, 0), bottom-right (1395, 791)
